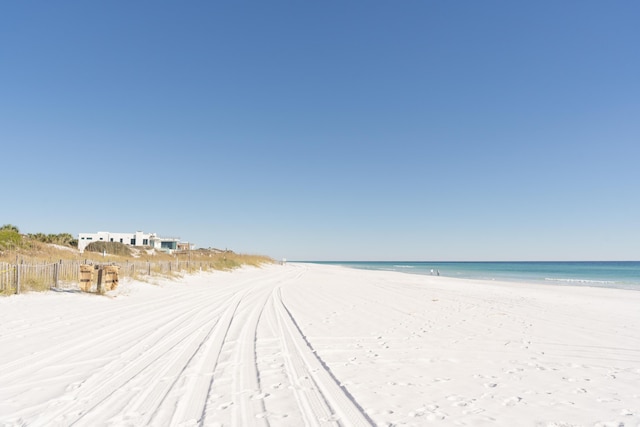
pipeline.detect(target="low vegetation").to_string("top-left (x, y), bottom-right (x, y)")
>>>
top-left (27, 232), bottom-right (77, 247)
top-left (85, 241), bottom-right (133, 257)
top-left (0, 228), bottom-right (22, 250)
top-left (1, 224), bottom-right (274, 293)
top-left (1, 224), bottom-right (77, 254)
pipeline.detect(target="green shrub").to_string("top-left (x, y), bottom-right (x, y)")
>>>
top-left (0, 230), bottom-right (22, 250)
top-left (27, 232), bottom-right (77, 247)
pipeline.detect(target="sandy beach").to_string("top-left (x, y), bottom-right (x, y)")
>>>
top-left (0, 262), bottom-right (639, 426)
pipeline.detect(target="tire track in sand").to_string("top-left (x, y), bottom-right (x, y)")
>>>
top-left (159, 288), bottom-right (245, 426)
top-left (273, 287), bottom-right (373, 427)
top-left (23, 289), bottom-right (241, 426)
top-left (230, 286), bottom-right (271, 427)
top-left (0, 287), bottom-right (236, 386)
top-left (156, 270), bottom-right (290, 426)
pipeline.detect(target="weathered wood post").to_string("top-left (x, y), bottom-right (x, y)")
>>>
top-left (96, 266), bottom-right (103, 294)
top-left (53, 262), bottom-right (58, 289)
top-left (15, 256), bottom-right (20, 295)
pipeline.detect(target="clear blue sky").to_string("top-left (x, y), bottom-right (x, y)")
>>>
top-left (2, 1), bottom-right (639, 261)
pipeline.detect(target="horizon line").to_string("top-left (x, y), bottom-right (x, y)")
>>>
top-left (290, 260), bottom-right (640, 263)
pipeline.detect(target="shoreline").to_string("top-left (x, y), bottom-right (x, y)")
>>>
top-left (299, 260), bottom-right (640, 291)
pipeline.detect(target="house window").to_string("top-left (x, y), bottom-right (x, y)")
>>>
top-left (110, 238), bottom-right (114, 242)
top-left (131, 239), bottom-right (136, 245)
top-left (99, 237), bottom-right (103, 240)
top-left (120, 239), bottom-right (123, 243)
top-left (143, 239), bottom-right (148, 245)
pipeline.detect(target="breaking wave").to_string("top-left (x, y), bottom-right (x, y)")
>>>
top-left (544, 278), bottom-right (617, 285)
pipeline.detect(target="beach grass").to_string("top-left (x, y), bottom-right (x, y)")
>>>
top-left (0, 238), bottom-right (274, 294)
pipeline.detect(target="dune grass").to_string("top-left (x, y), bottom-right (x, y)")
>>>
top-left (1, 238), bottom-right (272, 267)
top-left (22, 277), bottom-right (50, 293)
top-left (1, 235), bottom-right (274, 295)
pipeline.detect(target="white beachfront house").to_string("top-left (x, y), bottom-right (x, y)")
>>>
top-left (77, 231), bottom-right (182, 253)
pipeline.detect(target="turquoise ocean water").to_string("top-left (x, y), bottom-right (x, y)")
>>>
top-left (305, 261), bottom-right (640, 290)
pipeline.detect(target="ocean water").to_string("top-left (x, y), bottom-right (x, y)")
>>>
top-left (307, 261), bottom-right (640, 290)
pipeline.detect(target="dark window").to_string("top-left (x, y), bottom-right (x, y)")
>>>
top-left (131, 239), bottom-right (136, 245)
top-left (161, 241), bottom-right (177, 250)
top-left (120, 238), bottom-right (123, 243)
top-left (143, 239), bottom-right (148, 245)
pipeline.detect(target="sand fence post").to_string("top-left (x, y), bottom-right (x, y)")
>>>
top-left (53, 260), bottom-right (60, 289)
top-left (96, 267), bottom-right (104, 294)
top-left (15, 257), bottom-right (21, 295)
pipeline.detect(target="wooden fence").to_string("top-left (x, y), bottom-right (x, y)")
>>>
top-left (0, 259), bottom-right (215, 294)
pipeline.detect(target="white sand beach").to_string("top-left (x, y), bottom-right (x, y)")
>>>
top-left (0, 262), bottom-right (639, 427)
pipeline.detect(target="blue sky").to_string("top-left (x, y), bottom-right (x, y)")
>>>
top-left (2, 1), bottom-right (639, 261)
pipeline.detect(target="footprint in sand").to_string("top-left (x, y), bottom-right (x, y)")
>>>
top-left (594, 422), bottom-right (629, 427)
top-left (218, 401), bottom-right (234, 410)
top-left (426, 412), bottom-right (446, 421)
top-left (544, 423), bottom-right (581, 427)
top-left (596, 397), bottom-right (619, 403)
top-left (65, 382), bottom-right (82, 391)
top-left (251, 392), bottom-right (270, 400)
top-left (446, 394), bottom-right (465, 404)
top-left (408, 409), bottom-right (426, 417)
top-left (502, 396), bottom-right (522, 406)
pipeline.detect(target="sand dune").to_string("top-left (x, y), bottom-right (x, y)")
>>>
top-left (1, 263), bottom-right (639, 426)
